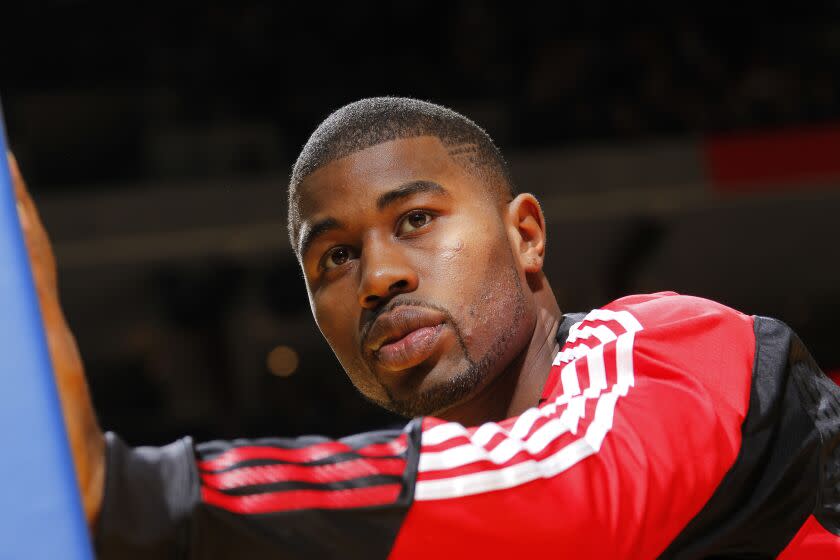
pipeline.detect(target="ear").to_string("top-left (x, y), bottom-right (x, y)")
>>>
top-left (504, 193), bottom-right (546, 274)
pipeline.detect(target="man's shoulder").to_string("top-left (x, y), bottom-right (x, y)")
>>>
top-left (560, 291), bottom-right (756, 346)
top-left (593, 291), bottom-right (755, 336)
top-left (553, 292), bottom-right (758, 436)
top-left (604, 291), bottom-right (748, 321)
top-left (558, 292), bottom-right (757, 396)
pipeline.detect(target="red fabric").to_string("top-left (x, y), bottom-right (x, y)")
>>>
top-left (778, 515), bottom-right (840, 558)
top-left (389, 292), bottom-right (756, 559)
top-left (198, 434), bottom-right (409, 514)
top-left (704, 124), bottom-right (840, 191)
top-left (201, 483), bottom-right (403, 514)
top-left (828, 369), bottom-right (840, 386)
top-left (200, 457), bottom-right (406, 489)
top-left (197, 435), bottom-right (407, 471)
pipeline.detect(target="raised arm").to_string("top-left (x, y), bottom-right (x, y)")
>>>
top-left (8, 153), bottom-right (105, 528)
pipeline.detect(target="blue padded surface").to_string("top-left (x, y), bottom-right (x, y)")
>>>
top-left (0, 105), bottom-right (93, 559)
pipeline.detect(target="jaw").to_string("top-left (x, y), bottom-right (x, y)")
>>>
top-left (431, 275), bottom-right (563, 424)
top-left (402, 320), bottom-right (530, 423)
top-left (374, 347), bottom-right (478, 418)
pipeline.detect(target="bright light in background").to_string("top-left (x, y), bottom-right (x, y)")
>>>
top-left (266, 345), bottom-right (299, 377)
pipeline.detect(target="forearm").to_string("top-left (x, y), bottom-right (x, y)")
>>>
top-left (41, 294), bottom-right (105, 529)
top-left (11, 152), bottom-right (106, 529)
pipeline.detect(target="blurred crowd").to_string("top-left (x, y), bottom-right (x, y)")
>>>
top-left (2, 4), bottom-right (839, 187)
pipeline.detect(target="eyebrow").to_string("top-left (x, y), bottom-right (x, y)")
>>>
top-left (376, 180), bottom-right (449, 210)
top-left (298, 217), bottom-right (343, 258)
top-left (298, 181), bottom-right (449, 258)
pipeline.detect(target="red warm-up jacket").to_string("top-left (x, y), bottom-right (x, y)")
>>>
top-left (96, 293), bottom-right (840, 559)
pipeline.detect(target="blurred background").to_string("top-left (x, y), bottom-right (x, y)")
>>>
top-left (1, 3), bottom-right (839, 445)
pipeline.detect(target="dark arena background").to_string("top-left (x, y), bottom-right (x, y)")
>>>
top-left (1, 4), bottom-right (839, 447)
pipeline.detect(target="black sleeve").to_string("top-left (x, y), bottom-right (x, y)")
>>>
top-left (96, 432), bottom-right (198, 559)
top-left (659, 316), bottom-right (840, 558)
top-left (95, 422), bottom-right (422, 560)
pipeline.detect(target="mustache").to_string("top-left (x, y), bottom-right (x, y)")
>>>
top-left (359, 298), bottom-right (458, 352)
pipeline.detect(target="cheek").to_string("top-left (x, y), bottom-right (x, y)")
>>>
top-left (421, 234), bottom-right (471, 293)
top-left (462, 241), bottom-right (520, 342)
top-left (431, 214), bottom-right (500, 278)
top-left (439, 238), bottom-right (464, 263)
top-left (312, 287), bottom-right (359, 356)
top-left (423, 223), bottom-right (515, 340)
top-left (314, 293), bottom-right (379, 393)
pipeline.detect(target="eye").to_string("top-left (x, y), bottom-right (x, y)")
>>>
top-left (396, 210), bottom-right (434, 236)
top-left (321, 245), bottom-right (357, 270)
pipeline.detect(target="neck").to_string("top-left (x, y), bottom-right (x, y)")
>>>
top-left (439, 276), bottom-right (562, 425)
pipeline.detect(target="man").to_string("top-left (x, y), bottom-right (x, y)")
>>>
top-left (11, 97), bottom-right (840, 558)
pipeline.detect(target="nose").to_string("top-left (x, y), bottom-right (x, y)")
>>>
top-left (357, 238), bottom-right (418, 309)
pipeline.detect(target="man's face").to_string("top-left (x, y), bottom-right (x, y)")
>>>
top-left (295, 136), bottom-right (536, 417)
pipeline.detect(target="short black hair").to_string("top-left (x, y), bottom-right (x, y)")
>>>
top-left (288, 97), bottom-right (514, 250)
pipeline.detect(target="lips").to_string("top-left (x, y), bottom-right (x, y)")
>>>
top-left (364, 306), bottom-right (448, 372)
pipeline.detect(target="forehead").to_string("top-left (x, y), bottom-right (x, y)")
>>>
top-left (295, 136), bottom-right (472, 218)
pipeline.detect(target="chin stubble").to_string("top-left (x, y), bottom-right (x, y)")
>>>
top-left (382, 263), bottom-right (527, 418)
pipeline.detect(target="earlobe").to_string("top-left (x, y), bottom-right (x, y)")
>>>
top-left (505, 193), bottom-right (547, 274)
